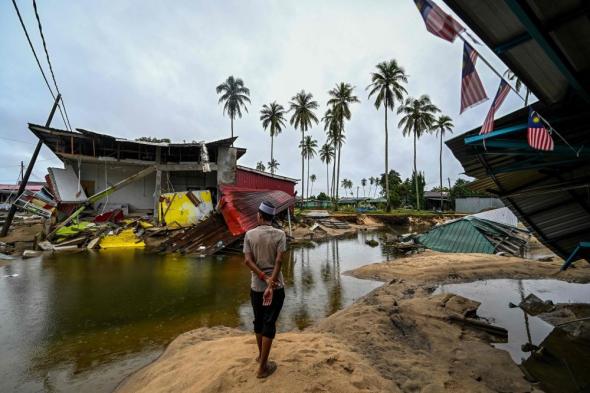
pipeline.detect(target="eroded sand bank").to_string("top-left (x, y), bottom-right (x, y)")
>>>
top-left (117, 251), bottom-right (590, 393)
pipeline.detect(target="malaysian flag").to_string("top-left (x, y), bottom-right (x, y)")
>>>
top-left (414, 0), bottom-right (464, 42)
top-left (528, 109), bottom-right (554, 151)
top-left (479, 80), bottom-right (511, 135)
top-left (460, 42), bottom-right (488, 113)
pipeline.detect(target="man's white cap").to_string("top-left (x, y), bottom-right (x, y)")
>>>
top-left (259, 201), bottom-right (276, 216)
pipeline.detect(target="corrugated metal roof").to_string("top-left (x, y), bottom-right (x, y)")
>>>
top-left (444, 0), bottom-right (590, 105)
top-left (418, 220), bottom-right (495, 254)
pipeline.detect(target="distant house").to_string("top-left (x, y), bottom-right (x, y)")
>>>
top-left (424, 191), bottom-right (451, 211)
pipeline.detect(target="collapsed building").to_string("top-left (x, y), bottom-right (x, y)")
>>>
top-left (3, 124), bottom-right (297, 254)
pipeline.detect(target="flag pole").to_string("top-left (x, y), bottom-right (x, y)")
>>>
top-left (457, 31), bottom-right (526, 102)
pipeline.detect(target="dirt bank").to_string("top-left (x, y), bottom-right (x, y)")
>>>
top-left (117, 252), bottom-right (590, 393)
top-left (290, 214), bottom-right (384, 242)
top-left (117, 327), bottom-right (397, 393)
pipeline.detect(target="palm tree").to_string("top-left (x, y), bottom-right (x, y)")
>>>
top-left (397, 95), bottom-right (440, 210)
top-left (504, 70), bottom-right (530, 106)
top-left (256, 161), bottom-right (266, 172)
top-left (289, 90), bottom-right (319, 203)
top-left (327, 83), bottom-right (359, 208)
top-left (267, 159), bottom-right (279, 173)
top-left (432, 115), bottom-right (454, 210)
top-left (368, 176), bottom-right (375, 198)
top-left (319, 143), bottom-right (335, 198)
top-left (322, 108), bottom-right (341, 200)
top-left (310, 174), bottom-right (317, 196)
top-left (260, 102), bottom-right (286, 174)
top-left (367, 60), bottom-right (408, 212)
top-left (216, 76), bottom-right (251, 138)
top-left (299, 135), bottom-right (318, 199)
top-left (361, 178), bottom-right (367, 197)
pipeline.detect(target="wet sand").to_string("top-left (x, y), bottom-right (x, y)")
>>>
top-left (117, 251), bottom-right (590, 393)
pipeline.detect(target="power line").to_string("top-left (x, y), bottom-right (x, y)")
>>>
top-left (32, 0), bottom-right (73, 131)
top-left (10, 0), bottom-right (70, 130)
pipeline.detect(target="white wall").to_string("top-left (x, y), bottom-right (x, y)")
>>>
top-left (455, 197), bottom-right (505, 214)
top-left (76, 162), bottom-right (156, 212)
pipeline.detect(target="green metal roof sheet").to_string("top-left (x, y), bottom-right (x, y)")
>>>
top-left (418, 220), bottom-right (495, 254)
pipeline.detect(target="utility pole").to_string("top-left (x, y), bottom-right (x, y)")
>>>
top-left (1, 94), bottom-right (61, 237)
top-left (19, 161), bottom-right (24, 183)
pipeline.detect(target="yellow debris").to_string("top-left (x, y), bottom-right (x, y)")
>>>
top-left (99, 228), bottom-right (145, 249)
top-left (159, 191), bottom-right (214, 227)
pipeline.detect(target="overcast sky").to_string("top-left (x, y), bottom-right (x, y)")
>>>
top-left (0, 0), bottom-right (527, 195)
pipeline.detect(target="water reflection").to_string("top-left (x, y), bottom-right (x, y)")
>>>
top-left (0, 230), bottom-right (389, 393)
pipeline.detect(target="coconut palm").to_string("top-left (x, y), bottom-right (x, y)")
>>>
top-left (310, 174), bottom-right (317, 196)
top-left (397, 95), bottom-right (440, 210)
top-left (267, 158), bottom-right (280, 173)
top-left (327, 83), bottom-right (359, 207)
top-left (299, 135), bottom-right (318, 198)
top-left (260, 102), bottom-right (286, 174)
top-left (216, 76), bottom-right (251, 138)
top-left (361, 178), bottom-right (367, 197)
top-left (341, 179), bottom-right (352, 196)
top-left (366, 59), bottom-right (408, 212)
top-left (503, 70), bottom-right (529, 106)
top-left (289, 90), bottom-right (319, 203)
top-left (368, 176), bottom-right (375, 198)
top-left (256, 161), bottom-right (266, 172)
top-left (319, 143), bottom-right (335, 198)
top-left (322, 108), bottom-right (341, 199)
top-left (432, 115), bottom-right (454, 210)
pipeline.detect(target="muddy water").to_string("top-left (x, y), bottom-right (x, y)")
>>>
top-left (436, 279), bottom-right (590, 392)
top-left (0, 229), bottom-right (394, 393)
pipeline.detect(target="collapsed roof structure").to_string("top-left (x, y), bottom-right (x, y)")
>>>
top-left (443, 0), bottom-right (590, 264)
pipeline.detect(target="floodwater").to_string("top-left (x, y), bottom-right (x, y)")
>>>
top-left (0, 229), bottom-right (396, 393)
top-left (436, 279), bottom-right (590, 392)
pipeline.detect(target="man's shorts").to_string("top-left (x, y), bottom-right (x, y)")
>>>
top-left (250, 288), bottom-right (285, 339)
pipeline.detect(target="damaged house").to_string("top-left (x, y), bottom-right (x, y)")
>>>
top-left (18, 124), bottom-right (297, 254)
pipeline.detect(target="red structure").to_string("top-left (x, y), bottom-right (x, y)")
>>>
top-left (234, 166), bottom-right (297, 196)
top-left (218, 185), bottom-right (295, 236)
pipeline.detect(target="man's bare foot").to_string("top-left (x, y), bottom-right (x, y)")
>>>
top-left (255, 355), bottom-right (260, 363)
top-left (256, 361), bottom-right (277, 378)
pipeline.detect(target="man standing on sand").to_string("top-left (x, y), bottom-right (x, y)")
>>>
top-left (243, 201), bottom-right (286, 378)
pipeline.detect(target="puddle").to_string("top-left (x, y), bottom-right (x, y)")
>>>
top-left (435, 279), bottom-right (590, 392)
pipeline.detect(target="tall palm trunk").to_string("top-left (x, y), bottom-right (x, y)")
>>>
top-left (231, 117), bottom-right (234, 139)
top-left (300, 131), bottom-right (305, 203)
top-left (331, 146), bottom-right (337, 201)
top-left (335, 121), bottom-right (343, 211)
top-left (439, 130), bottom-right (444, 211)
top-left (270, 134), bottom-right (274, 174)
top-left (306, 156), bottom-right (310, 199)
top-left (413, 131), bottom-right (419, 210)
top-left (326, 162), bottom-right (329, 198)
top-left (384, 100), bottom-right (390, 212)
top-left (311, 179), bottom-right (314, 196)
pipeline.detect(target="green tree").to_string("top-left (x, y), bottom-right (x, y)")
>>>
top-left (397, 95), bottom-right (440, 209)
top-left (289, 90), bottom-right (319, 203)
top-left (319, 143), bottom-right (334, 199)
top-left (255, 161), bottom-right (266, 172)
top-left (216, 76), bottom-right (251, 138)
top-left (366, 59), bottom-right (408, 212)
top-left (379, 170), bottom-right (403, 207)
top-left (260, 102), bottom-right (286, 174)
top-left (432, 115), bottom-right (454, 210)
top-left (310, 174), bottom-right (317, 196)
top-left (299, 135), bottom-right (318, 199)
top-left (327, 83), bottom-right (359, 208)
top-left (267, 158), bottom-right (280, 173)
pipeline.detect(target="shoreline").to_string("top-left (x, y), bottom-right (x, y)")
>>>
top-left (116, 251), bottom-right (590, 393)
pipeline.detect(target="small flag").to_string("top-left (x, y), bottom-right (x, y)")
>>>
top-left (528, 109), bottom-right (554, 151)
top-left (461, 42), bottom-right (488, 113)
top-left (414, 0), bottom-right (464, 43)
top-left (480, 80), bottom-right (511, 135)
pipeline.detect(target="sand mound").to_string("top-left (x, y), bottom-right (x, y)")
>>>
top-left (116, 327), bottom-right (397, 393)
